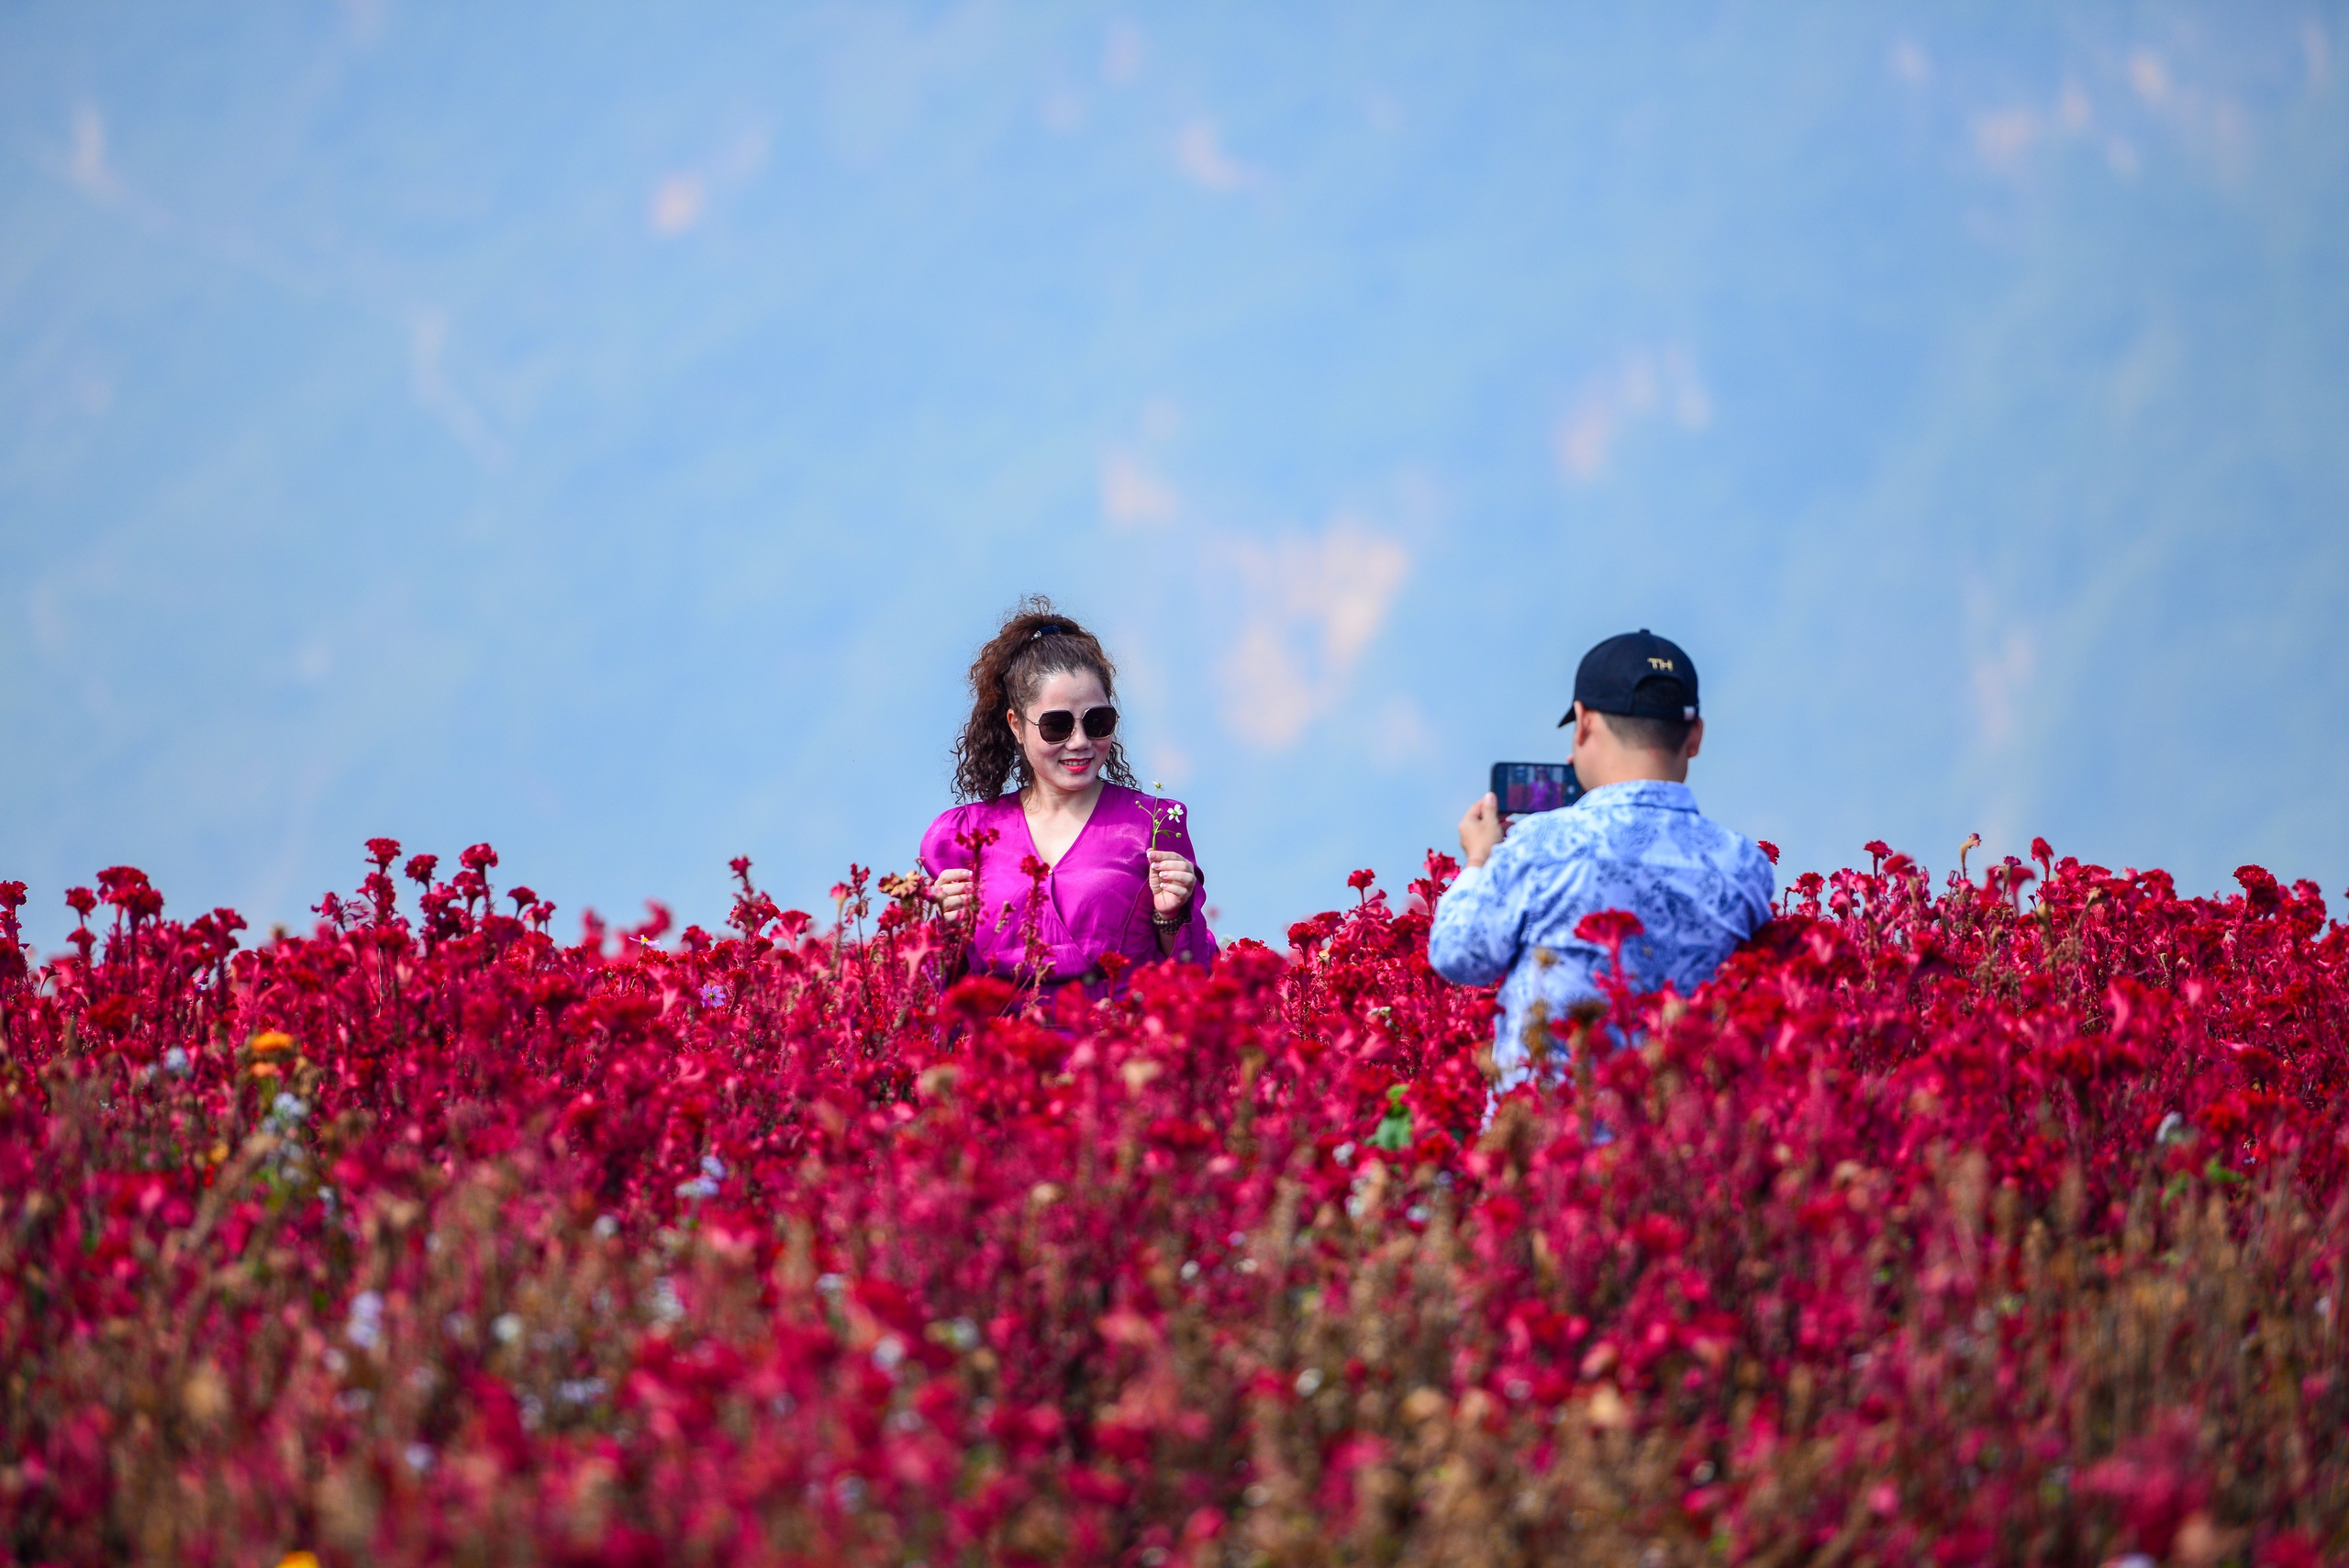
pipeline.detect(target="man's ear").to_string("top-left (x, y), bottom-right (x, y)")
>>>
top-left (1683, 717), bottom-right (1706, 761)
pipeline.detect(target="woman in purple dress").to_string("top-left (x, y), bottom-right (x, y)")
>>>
top-left (921, 601), bottom-right (1215, 994)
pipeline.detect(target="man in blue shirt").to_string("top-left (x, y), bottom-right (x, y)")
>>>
top-left (1428, 630), bottom-right (1775, 1090)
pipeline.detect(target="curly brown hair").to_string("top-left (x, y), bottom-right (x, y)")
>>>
top-left (952, 597), bottom-right (1141, 801)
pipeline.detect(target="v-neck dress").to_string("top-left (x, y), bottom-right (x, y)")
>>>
top-left (918, 784), bottom-right (1217, 990)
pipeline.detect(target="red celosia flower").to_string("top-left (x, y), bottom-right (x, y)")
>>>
top-left (0, 834), bottom-right (2342, 1563)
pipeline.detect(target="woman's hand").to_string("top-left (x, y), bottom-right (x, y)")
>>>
top-left (930, 867), bottom-right (974, 923)
top-left (1146, 851), bottom-right (1197, 918)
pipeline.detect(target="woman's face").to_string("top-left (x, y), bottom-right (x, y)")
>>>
top-left (1010, 668), bottom-right (1113, 799)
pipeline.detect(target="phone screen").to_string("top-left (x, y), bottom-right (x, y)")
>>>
top-left (1490, 762), bottom-right (1581, 817)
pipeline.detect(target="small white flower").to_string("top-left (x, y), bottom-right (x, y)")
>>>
top-left (346, 1290), bottom-right (385, 1349)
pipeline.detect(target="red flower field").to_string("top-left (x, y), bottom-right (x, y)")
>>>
top-left (1, 838), bottom-right (2344, 1565)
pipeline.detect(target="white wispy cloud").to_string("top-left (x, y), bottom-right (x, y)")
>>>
top-left (408, 307), bottom-right (504, 463)
top-left (1174, 120), bottom-right (1258, 192)
top-left (68, 105), bottom-right (117, 198)
top-left (1553, 347), bottom-right (1710, 484)
top-left (1970, 627), bottom-right (2035, 751)
top-left (647, 124), bottom-right (768, 238)
top-left (1216, 519), bottom-right (1409, 750)
top-left (650, 173), bottom-right (705, 237)
top-left (1100, 449), bottom-right (1181, 528)
top-left (1958, 44), bottom-right (2256, 182)
top-left (1102, 20), bottom-right (1142, 84)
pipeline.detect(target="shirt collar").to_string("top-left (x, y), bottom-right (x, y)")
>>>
top-left (1579, 778), bottom-right (1699, 812)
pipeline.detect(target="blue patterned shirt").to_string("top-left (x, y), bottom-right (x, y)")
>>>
top-left (1427, 780), bottom-right (1774, 1085)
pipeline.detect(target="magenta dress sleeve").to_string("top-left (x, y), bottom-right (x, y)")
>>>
top-left (920, 797), bottom-right (1040, 981)
top-left (918, 805), bottom-right (976, 877)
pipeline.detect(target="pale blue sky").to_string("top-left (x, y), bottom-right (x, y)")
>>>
top-left (5, 3), bottom-right (2345, 948)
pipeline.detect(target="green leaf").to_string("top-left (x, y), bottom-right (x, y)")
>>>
top-left (1369, 1085), bottom-right (1415, 1151)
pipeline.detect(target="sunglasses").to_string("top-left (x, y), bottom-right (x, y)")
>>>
top-left (1029, 706), bottom-right (1118, 744)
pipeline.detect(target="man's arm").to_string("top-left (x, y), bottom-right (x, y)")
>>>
top-left (1428, 796), bottom-right (1525, 985)
top-left (1735, 840), bottom-right (1776, 936)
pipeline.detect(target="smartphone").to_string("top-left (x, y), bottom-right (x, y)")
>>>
top-left (1490, 762), bottom-right (1581, 817)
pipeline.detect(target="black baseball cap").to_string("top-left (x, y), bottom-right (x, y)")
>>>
top-left (1560, 629), bottom-right (1699, 726)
